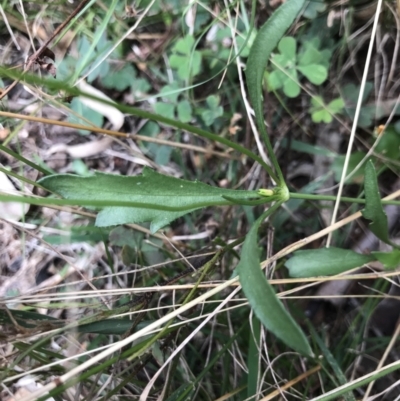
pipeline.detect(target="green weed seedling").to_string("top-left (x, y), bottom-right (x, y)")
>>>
top-left (169, 35), bottom-right (202, 81)
top-left (198, 95), bottom-right (224, 126)
top-left (267, 36), bottom-right (331, 98)
top-left (309, 95), bottom-right (344, 123)
top-left (153, 82), bottom-right (193, 123)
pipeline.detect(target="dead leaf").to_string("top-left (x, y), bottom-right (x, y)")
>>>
top-left (39, 62), bottom-right (56, 78)
top-left (0, 171), bottom-right (30, 221)
top-left (41, 47), bottom-right (55, 61)
top-left (29, 46), bottom-right (57, 77)
top-left (228, 113), bottom-right (242, 135)
top-left (77, 81), bottom-right (125, 130)
top-left (269, 0), bottom-right (284, 7)
top-left (5, 376), bottom-right (55, 401)
top-left (124, 5), bottom-right (142, 18)
top-left (0, 127), bottom-right (10, 140)
top-left (47, 137), bottom-right (113, 159)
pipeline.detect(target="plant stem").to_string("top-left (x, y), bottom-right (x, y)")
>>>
top-left (289, 192), bottom-right (400, 205)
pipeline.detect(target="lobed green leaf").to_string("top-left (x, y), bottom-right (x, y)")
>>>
top-left (298, 64), bottom-right (327, 85)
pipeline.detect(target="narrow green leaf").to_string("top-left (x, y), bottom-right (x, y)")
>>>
top-left (362, 160), bottom-right (393, 245)
top-left (371, 250), bottom-right (400, 270)
top-left (0, 309), bottom-right (61, 329)
top-left (77, 319), bottom-right (134, 335)
top-left (247, 316), bottom-right (261, 399)
top-left (286, 247), bottom-right (375, 278)
top-left (307, 322), bottom-right (356, 401)
top-left (246, 0), bottom-right (305, 109)
top-left (39, 167), bottom-right (260, 233)
top-left (237, 215), bottom-right (313, 357)
top-left (165, 382), bottom-right (195, 401)
top-left (246, 0), bottom-right (305, 183)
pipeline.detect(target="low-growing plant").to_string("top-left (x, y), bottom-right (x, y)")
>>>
top-left (267, 36), bottom-right (331, 98)
top-left (309, 95), bottom-right (344, 123)
top-left (2, 0), bottom-right (400, 399)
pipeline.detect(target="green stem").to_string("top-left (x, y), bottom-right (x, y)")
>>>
top-left (289, 192), bottom-right (400, 206)
top-left (259, 200), bottom-right (284, 220)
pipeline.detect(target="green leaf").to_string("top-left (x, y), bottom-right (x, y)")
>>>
top-left (267, 70), bottom-right (286, 90)
top-left (237, 215), bottom-right (313, 357)
top-left (88, 53), bottom-right (110, 83)
top-left (0, 309), bottom-right (60, 329)
top-left (319, 49), bottom-right (332, 68)
top-left (278, 36), bottom-right (297, 60)
top-left (235, 33), bottom-right (255, 58)
top-left (328, 98), bottom-right (345, 113)
top-left (177, 100), bottom-right (192, 123)
top-left (246, 0), bottom-right (306, 182)
top-left (297, 64), bottom-right (327, 85)
top-left (68, 98), bottom-right (103, 135)
top-left (39, 167), bottom-right (261, 233)
top-left (375, 126), bottom-right (400, 160)
top-left (303, 0), bottom-right (326, 19)
top-left (286, 247), bottom-right (375, 277)
top-left (169, 38), bottom-right (202, 81)
top-left (312, 109), bottom-right (332, 123)
top-left (307, 323), bottom-right (357, 401)
top-left (165, 382), bottom-right (195, 401)
top-left (101, 64), bottom-right (136, 91)
top-left (201, 95), bottom-right (223, 125)
top-left (169, 52), bottom-right (202, 80)
top-left (332, 151), bottom-right (366, 183)
top-left (154, 102), bottom-right (175, 119)
top-left (206, 94), bottom-right (220, 109)
top-left (280, 138), bottom-right (336, 157)
top-left (131, 78), bottom-right (151, 97)
top-left (109, 226), bottom-right (142, 248)
top-left (342, 82), bottom-right (373, 104)
top-left (283, 73), bottom-right (300, 97)
top-left (298, 44), bottom-right (322, 65)
top-left (154, 145), bottom-right (172, 166)
top-left (160, 83), bottom-right (180, 103)
top-left (342, 82), bottom-right (374, 128)
top-left (310, 96), bottom-right (344, 123)
top-left (371, 250), bottom-right (400, 269)
top-left (247, 316), bottom-right (261, 399)
top-left (172, 35), bottom-right (195, 55)
top-left (77, 318), bottom-right (134, 335)
top-left (272, 53), bottom-right (292, 68)
top-left (362, 160), bottom-right (392, 245)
